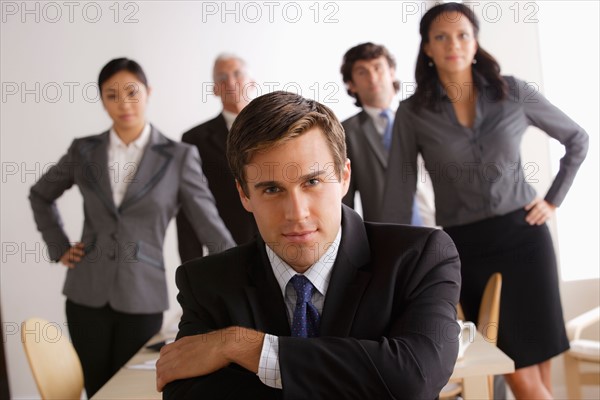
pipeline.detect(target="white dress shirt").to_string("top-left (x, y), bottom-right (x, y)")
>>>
top-left (107, 123), bottom-right (151, 206)
top-left (221, 110), bottom-right (238, 131)
top-left (362, 104), bottom-right (395, 137)
top-left (257, 228), bottom-right (342, 389)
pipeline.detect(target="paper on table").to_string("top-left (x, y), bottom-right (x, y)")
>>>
top-left (127, 358), bottom-right (158, 370)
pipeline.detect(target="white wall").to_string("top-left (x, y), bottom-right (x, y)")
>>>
top-left (1, 1), bottom-right (597, 398)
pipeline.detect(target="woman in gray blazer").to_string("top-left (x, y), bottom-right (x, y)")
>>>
top-left (29, 58), bottom-right (235, 397)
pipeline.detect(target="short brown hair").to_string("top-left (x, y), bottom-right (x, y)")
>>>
top-left (227, 91), bottom-right (347, 196)
top-left (340, 42), bottom-right (400, 107)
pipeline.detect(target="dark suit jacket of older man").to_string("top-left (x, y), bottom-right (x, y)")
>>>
top-left (176, 114), bottom-right (258, 262)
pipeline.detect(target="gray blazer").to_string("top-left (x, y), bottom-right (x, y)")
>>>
top-left (342, 111), bottom-right (389, 222)
top-left (29, 126), bottom-right (235, 314)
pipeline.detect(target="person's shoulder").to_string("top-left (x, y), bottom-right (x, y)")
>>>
top-left (342, 110), bottom-right (368, 142)
top-left (182, 114), bottom-right (224, 143)
top-left (341, 111), bottom-right (363, 127)
top-left (362, 223), bottom-right (459, 278)
top-left (398, 96), bottom-right (418, 112)
top-left (364, 223), bottom-right (453, 254)
top-left (69, 130), bottom-right (109, 150)
top-left (177, 241), bottom-right (258, 283)
top-left (500, 75), bottom-right (539, 102)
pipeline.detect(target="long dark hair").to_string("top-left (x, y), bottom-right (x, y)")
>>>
top-left (98, 58), bottom-right (148, 95)
top-left (413, 2), bottom-right (507, 111)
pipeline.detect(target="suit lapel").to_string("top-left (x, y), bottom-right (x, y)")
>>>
top-left (79, 132), bottom-right (118, 217)
top-left (359, 111), bottom-right (388, 168)
top-left (119, 126), bottom-right (173, 212)
top-left (244, 240), bottom-right (291, 336)
top-left (320, 206), bottom-right (372, 336)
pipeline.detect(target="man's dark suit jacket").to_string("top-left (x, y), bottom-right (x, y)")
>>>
top-left (165, 206), bottom-right (461, 400)
top-left (176, 114), bottom-right (258, 262)
top-left (342, 111), bottom-right (388, 222)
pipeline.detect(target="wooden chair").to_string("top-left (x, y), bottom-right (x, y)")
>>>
top-left (21, 317), bottom-right (84, 400)
top-left (564, 306), bottom-right (600, 399)
top-left (440, 273), bottom-right (503, 399)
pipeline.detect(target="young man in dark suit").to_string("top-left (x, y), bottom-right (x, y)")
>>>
top-left (176, 54), bottom-right (258, 262)
top-left (157, 91), bottom-right (461, 399)
top-left (341, 42), bottom-right (436, 225)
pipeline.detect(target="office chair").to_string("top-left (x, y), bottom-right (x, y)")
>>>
top-left (564, 306), bottom-right (600, 399)
top-left (440, 273), bottom-right (503, 399)
top-left (21, 317), bottom-right (84, 400)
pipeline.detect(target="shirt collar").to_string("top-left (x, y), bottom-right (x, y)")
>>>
top-left (221, 110), bottom-right (238, 131)
top-left (266, 226), bottom-right (342, 298)
top-left (109, 123), bottom-right (151, 149)
top-left (362, 104), bottom-right (396, 122)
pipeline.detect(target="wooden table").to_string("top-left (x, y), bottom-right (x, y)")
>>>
top-left (449, 332), bottom-right (515, 399)
top-left (92, 332), bottom-right (514, 399)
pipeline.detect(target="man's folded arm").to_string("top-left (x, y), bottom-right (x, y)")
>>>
top-left (277, 230), bottom-right (461, 399)
top-left (164, 230), bottom-right (460, 400)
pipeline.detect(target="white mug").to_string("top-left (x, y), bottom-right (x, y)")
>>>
top-left (456, 320), bottom-right (476, 359)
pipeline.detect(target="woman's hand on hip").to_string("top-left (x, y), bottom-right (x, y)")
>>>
top-left (524, 198), bottom-right (556, 226)
top-left (59, 242), bottom-right (85, 268)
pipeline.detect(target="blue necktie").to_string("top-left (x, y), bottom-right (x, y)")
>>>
top-left (380, 109), bottom-right (423, 226)
top-left (289, 275), bottom-right (320, 338)
top-left (380, 109), bottom-right (394, 151)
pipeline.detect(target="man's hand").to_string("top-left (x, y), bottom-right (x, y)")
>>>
top-left (524, 197), bottom-right (556, 225)
top-left (156, 326), bottom-right (265, 392)
top-left (59, 242), bottom-right (85, 268)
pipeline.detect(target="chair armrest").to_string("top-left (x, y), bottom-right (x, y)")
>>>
top-left (566, 306), bottom-right (600, 341)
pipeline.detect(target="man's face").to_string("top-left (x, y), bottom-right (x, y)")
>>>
top-left (237, 127), bottom-right (351, 273)
top-left (348, 56), bottom-right (396, 109)
top-left (213, 58), bottom-right (253, 112)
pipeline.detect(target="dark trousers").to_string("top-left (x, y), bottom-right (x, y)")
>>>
top-left (66, 300), bottom-right (162, 398)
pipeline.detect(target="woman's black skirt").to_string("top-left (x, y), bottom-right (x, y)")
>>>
top-left (445, 208), bottom-right (570, 369)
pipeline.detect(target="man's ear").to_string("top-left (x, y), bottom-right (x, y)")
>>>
top-left (341, 158), bottom-right (351, 197)
top-left (347, 80), bottom-right (357, 94)
top-left (236, 180), bottom-right (252, 213)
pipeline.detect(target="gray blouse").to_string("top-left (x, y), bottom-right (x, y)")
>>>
top-left (382, 74), bottom-right (589, 228)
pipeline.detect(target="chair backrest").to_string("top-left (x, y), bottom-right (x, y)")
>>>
top-left (477, 273), bottom-right (502, 346)
top-left (21, 318), bottom-right (84, 400)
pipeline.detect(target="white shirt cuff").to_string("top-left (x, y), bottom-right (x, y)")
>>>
top-left (257, 333), bottom-right (282, 389)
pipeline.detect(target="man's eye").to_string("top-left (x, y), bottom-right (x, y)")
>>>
top-left (264, 187), bottom-right (280, 194)
top-left (306, 178), bottom-right (320, 187)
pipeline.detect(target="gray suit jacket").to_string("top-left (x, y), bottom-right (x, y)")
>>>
top-left (342, 111), bottom-right (437, 226)
top-left (29, 126), bottom-right (235, 314)
top-left (342, 111), bottom-right (388, 222)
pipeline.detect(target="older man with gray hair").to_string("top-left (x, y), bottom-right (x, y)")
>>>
top-left (176, 54), bottom-right (258, 262)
